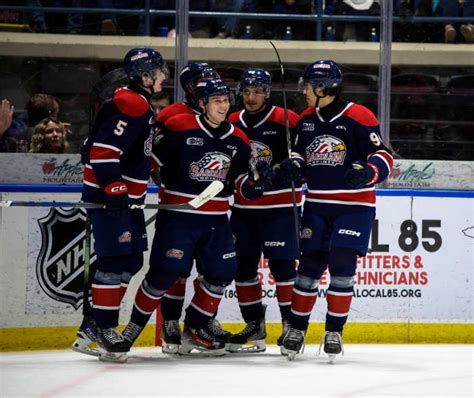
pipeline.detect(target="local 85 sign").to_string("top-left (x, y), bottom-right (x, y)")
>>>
top-left (220, 195), bottom-right (473, 323)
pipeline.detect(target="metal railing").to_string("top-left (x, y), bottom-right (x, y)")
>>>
top-left (2, 3), bottom-right (473, 39)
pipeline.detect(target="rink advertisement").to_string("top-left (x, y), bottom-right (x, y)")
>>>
top-left (1, 154), bottom-right (473, 190)
top-left (7, 191), bottom-right (471, 325)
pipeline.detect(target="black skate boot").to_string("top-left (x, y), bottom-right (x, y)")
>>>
top-left (71, 316), bottom-right (98, 357)
top-left (161, 320), bottom-right (182, 355)
top-left (96, 327), bottom-right (129, 363)
top-left (318, 331), bottom-right (344, 363)
top-left (122, 321), bottom-right (145, 351)
top-left (277, 319), bottom-right (291, 356)
top-left (282, 327), bottom-right (306, 361)
top-left (227, 305), bottom-right (267, 353)
top-left (178, 323), bottom-right (227, 356)
top-left (208, 318), bottom-right (231, 346)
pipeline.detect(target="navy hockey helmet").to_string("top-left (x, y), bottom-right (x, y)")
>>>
top-left (179, 63), bottom-right (220, 94)
top-left (299, 60), bottom-right (343, 96)
top-left (237, 68), bottom-right (272, 98)
top-left (194, 79), bottom-right (231, 104)
top-left (123, 47), bottom-right (169, 83)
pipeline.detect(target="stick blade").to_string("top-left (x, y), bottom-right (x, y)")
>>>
top-left (187, 181), bottom-right (225, 209)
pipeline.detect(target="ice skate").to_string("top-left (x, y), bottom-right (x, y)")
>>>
top-left (282, 327), bottom-right (306, 361)
top-left (318, 331), bottom-right (344, 363)
top-left (178, 324), bottom-right (227, 356)
top-left (227, 305), bottom-right (267, 353)
top-left (71, 316), bottom-right (98, 357)
top-left (96, 327), bottom-right (129, 363)
top-left (161, 320), bottom-right (182, 355)
top-left (122, 321), bottom-right (145, 351)
top-left (207, 318), bottom-right (231, 346)
top-left (277, 319), bottom-right (291, 356)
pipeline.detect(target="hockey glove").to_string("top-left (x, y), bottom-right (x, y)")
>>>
top-left (344, 161), bottom-right (379, 189)
top-left (104, 182), bottom-right (129, 217)
top-left (248, 160), bottom-right (275, 192)
top-left (274, 158), bottom-right (302, 187)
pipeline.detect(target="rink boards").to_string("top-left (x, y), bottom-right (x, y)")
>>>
top-left (0, 187), bottom-right (473, 350)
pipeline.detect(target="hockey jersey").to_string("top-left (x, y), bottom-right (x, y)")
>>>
top-left (82, 86), bottom-right (154, 204)
top-left (151, 113), bottom-right (255, 215)
top-left (229, 105), bottom-right (302, 209)
top-left (293, 100), bottom-right (393, 214)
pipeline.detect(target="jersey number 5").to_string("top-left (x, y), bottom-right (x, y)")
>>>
top-left (114, 120), bottom-right (128, 136)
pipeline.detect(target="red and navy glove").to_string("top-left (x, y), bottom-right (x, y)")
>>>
top-left (344, 161), bottom-right (379, 189)
top-left (248, 160), bottom-right (275, 192)
top-left (104, 182), bottom-right (129, 217)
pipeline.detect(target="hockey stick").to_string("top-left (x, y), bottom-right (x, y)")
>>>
top-left (0, 181), bottom-right (225, 210)
top-left (82, 214), bottom-right (93, 318)
top-left (269, 41), bottom-right (301, 254)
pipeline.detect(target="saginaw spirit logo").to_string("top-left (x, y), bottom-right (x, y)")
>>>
top-left (36, 208), bottom-right (96, 309)
top-left (189, 151), bottom-right (231, 181)
top-left (306, 134), bottom-right (346, 166)
top-left (250, 140), bottom-right (272, 165)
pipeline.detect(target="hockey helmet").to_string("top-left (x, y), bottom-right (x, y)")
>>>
top-left (179, 63), bottom-right (220, 94)
top-left (123, 47), bottom-right (169, 83)
top-left (194, 79), bottom-right (231, 104)
top-left (299, 60), bottom-right (343, 96)
top-left (237, 68), bottom-right (272, 98)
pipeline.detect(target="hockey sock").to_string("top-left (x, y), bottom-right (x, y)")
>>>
top-left (235, 276), bottom-right (264, 323)
top-left (184, 279), bottom-right (224, 328)
top-left (130, 279), bottom-right (164, 326)
top-left (289, 273), bottom-right (319, 331)
top-left (269, 259), bottom-right (297, 322)
top-left (326, 277), bottom-right (354, 332)
top-left (161, 278), bottom-right (186, 321)
top-left (92, 270), bottom-right (122, 328)
top-left (276, 280), bottom-right (294, 321)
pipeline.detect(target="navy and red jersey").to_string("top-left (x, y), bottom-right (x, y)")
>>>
top-left (228, 104), bottom-right (302, 210)
top-left (81, 86), bottom-right (154, 204)
top-left (151, 113), bottom-right (254, 215)
top-left (293, 100), bottom-right (393, 214)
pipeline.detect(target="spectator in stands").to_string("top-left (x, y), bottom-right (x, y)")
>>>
top-left (269, 0), bottom-right (312, 40)
top-left (150, 91), bottom-right (171, 116)
top-left (25, 0), bottom-right (85, 33)
top-left (136, 0), bottom-right (174, 36)
top-left (212, 0), bottom-right (257, 38)
top-left (437, 0), bottom-right (473, 43)
top-left (29, 117), bottom-right (69, 153)
top-left (335, 0), bottom-right (380, 41)
top-left (0, 99), bottom-right (15, 152)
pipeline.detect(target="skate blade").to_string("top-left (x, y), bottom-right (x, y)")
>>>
top-left (286, 350), bottom-right (298, 361)
top-left (178, 341), bottom-right (226, 357)
top-left (71, 344), bottom-right (99, 357)
top-left (226, 339), bottom-right (266, 354)
top-left (98, 350), bottom-right (128, 363)
top-left (162, 343), bottom-right (180, 355)
top-left (280, 346), bottom-right (288, 357)
top-left (328, 354), bottom-right (337, 364)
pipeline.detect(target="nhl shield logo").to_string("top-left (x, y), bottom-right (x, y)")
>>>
top-left (36, 208), bottom-right (96, 309)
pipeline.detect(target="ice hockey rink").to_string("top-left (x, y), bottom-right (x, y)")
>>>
top-left (0, 344), bottom-right (472, 398)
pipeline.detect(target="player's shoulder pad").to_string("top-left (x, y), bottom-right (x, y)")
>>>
top-left (113, 87), bottom-right (150, 117)
top-left (232, 125), bottom-right (251, 147)
top-left (267, 106), bottom-right (300, 128)
top-left (156, 102), bottom-right (194, 123)
top-left (228, 110), bottom-right (243, 124)
top-left (299, 106), bottom-right (316, 118)
top-left (164, 113), bottom-right (199, 132)
top-left (343, 103), bottom-right (379, 127)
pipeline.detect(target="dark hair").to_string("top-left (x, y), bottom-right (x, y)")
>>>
top-left (26, 94), bottom-right (60, 126)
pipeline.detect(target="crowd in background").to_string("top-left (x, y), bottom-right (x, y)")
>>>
top-left (0, 0), bottom-right (473, 43)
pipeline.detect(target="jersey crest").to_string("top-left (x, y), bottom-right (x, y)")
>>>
top-left (306, 134), bottom-right (346, 166)
top-left (250, 140), bottom-right (272, 165)
top-left (189, 151), bottom-right (231, 181)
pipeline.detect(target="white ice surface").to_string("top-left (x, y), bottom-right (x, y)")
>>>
top-left (0, 345), bottom-right (472, 398)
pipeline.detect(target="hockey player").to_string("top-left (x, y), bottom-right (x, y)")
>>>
top-left (281, 60), bottom-right (393, 361)
top-left (77, 47), bottom-right (168, 362)
top-left (225, 68), bottom-right (302, 353)
top-left (152, 62), bottom-right (223, 354)
top-left (120, 78), bottom-right (275, 356)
